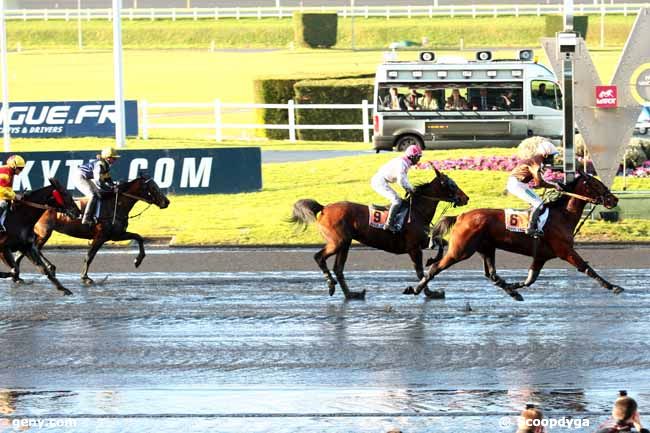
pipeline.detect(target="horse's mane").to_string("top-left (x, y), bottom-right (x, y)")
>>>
top-left (413, 178), bottom-right (438, 196)
top-left (546, 174), bottom-right (582, 209)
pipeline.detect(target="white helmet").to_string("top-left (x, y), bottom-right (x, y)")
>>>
top-left (538, 140), bottom-right (559, 157)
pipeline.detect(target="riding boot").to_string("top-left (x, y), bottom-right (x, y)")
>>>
top-left (82, 195), bottom-right (97, 225)
top-left (526, 205), bottom-right (545, 237)
top-left (384, 203), bottom-right (401, 233)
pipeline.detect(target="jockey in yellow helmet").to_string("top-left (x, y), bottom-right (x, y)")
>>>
top-left (0, 155), bottom-right (26, 232)
top-left (75, 147), bottom-right (120, 225)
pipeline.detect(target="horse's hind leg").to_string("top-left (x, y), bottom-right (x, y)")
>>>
top-left (23, 246), bottom-right (72, 296)
top-left (314, 244), bottom-right (339, 296)
top-left (479, 249), bottom-right (524, 302)
top-left (333, 241), bottom-right (365, 300)
top-left (81, 237), bottom-right (107, 285)
top-left (15, 229), bottom-right (53, 282)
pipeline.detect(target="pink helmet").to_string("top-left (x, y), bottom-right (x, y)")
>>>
top-left (404, 144), bottom-right (423, 158)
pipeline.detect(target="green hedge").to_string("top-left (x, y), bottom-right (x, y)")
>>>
top-left (545, 15), bottom-right (589, 39)
top-left (293, 12), bottom-right (338, 48)
top-left (254, 72), bottom-right (374, 140)
top-left (294, 78), bottom-right (374, 141)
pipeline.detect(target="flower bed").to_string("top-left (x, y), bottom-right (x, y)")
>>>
top-left (420, 156), bottom-right (650, 178)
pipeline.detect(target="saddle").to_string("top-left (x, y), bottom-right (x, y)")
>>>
top-left (504, 208), bottom-right (547, 234)
top-left (368, 201), bottom-right (410, 232)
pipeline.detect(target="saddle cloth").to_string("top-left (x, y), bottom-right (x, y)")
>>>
top-left (504, 208), bottom-right (548, 233)
top-left (368, 202), bottom-right (409, 231)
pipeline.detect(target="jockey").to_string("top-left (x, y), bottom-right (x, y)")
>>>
top-left (507, 139), bottom-right (562, 237)
top-left (75, 147), bottom-right (120, 225)
top-left (0, 155), bottom-right (26, 233)
top-left (371, 144), bottom-right (422, 232)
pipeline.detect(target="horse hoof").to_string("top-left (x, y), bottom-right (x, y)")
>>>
top-left (82, 278), bottom-right (95, 286)
top-left (424, 288), bottom-right (445, 299)
top-left (328, 285), bottom-right (336, 296)
top-left (510, 291), bottom-right (524, 301)
top-left (612, 285), bottom-right (624, 295)
top-left (346, 290), bottom-right (366, 300)
top-left (60, 288), bottom-right (73, 296)
top-left (403, 286), bottom-right (415, 295)
top-left (134, 257), bottom-right (144, 268)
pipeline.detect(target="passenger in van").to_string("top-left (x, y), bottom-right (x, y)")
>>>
top-left (419, 90), bottom-right (439, 110)
top-left (383, 87), bottom-right (407, 111)
top-left (445, 88), bottom-right (469, 110)
top-left (498, 89), bottom-right (518, 110)
top-left (471, 87), bottom-right (495, 111)
top-left (405, 88), bottom-right (422, 110)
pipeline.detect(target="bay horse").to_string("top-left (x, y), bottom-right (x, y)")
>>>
top-left (0, 178), bottom-right (81, 295)
top-left (289, 168), bottom-right (469, 300)
top-left (409, 168), bottom-right (622, 301)
top-left (15, 174), bottom-right (170, 285)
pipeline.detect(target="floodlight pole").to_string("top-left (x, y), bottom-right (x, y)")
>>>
top-left (77, 0), bottom-right (83, 50)
top-left (0, 0), bottom-right (10, 152)
top-left (112, 0), bottom-right (126, 148)
top-left (562, 0), bottom-right (576, 182)
top-left (351, 0), bottom-right (355, 51)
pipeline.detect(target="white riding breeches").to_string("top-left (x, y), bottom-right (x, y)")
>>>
top-left (507, 176), bottom-right (549, 227)
top-left (371, 178), bottom-right (401, 205)
top-left (74, 174), bottom-right (101, 198)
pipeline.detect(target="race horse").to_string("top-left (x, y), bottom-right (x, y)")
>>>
top-left (409, 168), bottom-right (623, 301)
top-left (15, 173), bottom-right (170, 285)
top-left (0, 178), bottom-right (81, 295)
top-left (290, 168), bottom-right (469, 299)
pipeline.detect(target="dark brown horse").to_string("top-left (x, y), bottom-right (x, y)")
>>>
top-left (15, 174), bottom-right (170, 285)
top-left (1, 178), bottom-right (81, 295)
top-left (409, 168), bottom-right (622, 301)
top-left (290, 169), bottom-right (469, 299)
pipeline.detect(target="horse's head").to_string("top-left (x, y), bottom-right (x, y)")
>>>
top-left (418, 168), bottom-right (469, 207)
top-left (571, 168), bottom-right (618, 209)
top-left (126, 173), bottom-right (170, 209)
top-left (48, 177), bottom-right (81, 219)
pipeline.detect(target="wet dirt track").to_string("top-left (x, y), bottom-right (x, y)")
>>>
top-left (0, 247), bottom-right (649, 432)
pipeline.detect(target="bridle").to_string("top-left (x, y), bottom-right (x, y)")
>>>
top-left (414, 176), bottom-right (463, 206)
top-left (562, 176), bottom-right (608, 206)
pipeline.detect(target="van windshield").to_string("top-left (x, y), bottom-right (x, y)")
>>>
top-left (377, 82), bottom-right (524, 112)
top-left (531, 80), bottom-right (563, 110)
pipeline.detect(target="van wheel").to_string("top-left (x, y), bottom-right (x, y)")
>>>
top-left (395, 135), bottom-right (423, 151)
top-left (640, 127), bottom-right (648, 135)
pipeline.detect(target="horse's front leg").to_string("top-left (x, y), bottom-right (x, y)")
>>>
top-left (560, 248), bottom-right (623, 294)
top-left (81, 237), bottom-right (108, 285)
top-left (406, 248), bottom-right (444, 299)
top-left (112, 232), bottom-right (146, 268)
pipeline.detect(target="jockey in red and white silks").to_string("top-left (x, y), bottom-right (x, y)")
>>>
top-left (371, 144), bottom-right (422, 231)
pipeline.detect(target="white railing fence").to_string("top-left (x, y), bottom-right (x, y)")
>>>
top-left (5, 3), bottom-right (650, 21)
top-left (140, 99), bottom-right (372, 143)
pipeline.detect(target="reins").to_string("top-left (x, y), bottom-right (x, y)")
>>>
top-left (15, 199), bottom-right (56, 211)
top-left (560, 191), bottom-right (599, 204)
top-left (118, 191), bottom-right (154, 220)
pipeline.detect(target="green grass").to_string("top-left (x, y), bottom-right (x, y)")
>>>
top-left (39, 148), bottom-right (650, 246)
top-left (5, 15), bottom-right (636, 50)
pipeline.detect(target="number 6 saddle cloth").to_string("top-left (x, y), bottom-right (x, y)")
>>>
top-left (505, 208), bottom-right (548, 233)
top-left (368, 202), bottom-right (410, 232)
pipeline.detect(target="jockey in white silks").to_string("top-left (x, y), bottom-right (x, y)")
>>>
top-left (506, 139), bottom-right (562, 236)
top-left (74, 147), bottom-right (120, 225)
top-left (371, 144), bottom-right (422, 232)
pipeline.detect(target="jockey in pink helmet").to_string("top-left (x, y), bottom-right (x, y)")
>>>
top-left (371, 144), bottom-right (422, 232)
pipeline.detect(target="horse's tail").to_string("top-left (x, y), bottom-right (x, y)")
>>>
top-left (289, 199), bottom-right (324, 231)
top-left (431, 215), bottom-right (458, 239)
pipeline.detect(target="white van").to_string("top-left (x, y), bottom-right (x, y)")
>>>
top-left (372, 51), bottom-right (563, 151)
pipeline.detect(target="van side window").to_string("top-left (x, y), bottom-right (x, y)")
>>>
top-left (531, 80), bottom-right (563, 110)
